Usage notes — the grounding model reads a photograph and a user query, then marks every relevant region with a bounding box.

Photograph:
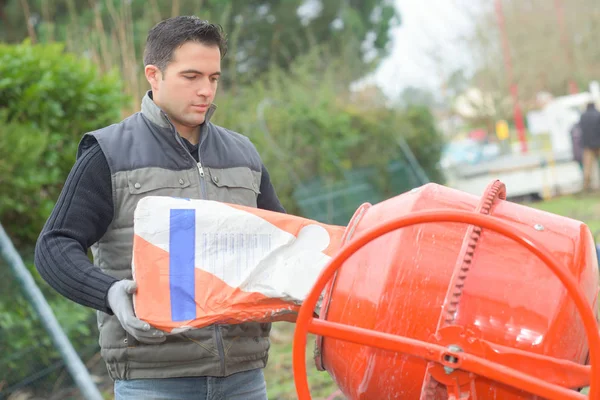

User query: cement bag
[132,196,346,333]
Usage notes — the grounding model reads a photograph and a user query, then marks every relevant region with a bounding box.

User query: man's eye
[211,77,219,83]
[184,76,195,80]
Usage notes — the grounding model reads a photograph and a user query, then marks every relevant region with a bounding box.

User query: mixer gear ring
[423,180,507,398]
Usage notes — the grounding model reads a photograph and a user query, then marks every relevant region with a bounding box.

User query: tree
[460,0,600,110]
[444,69,470,100]
[396,86,437,109]
[0,0,401,97]
[220,0,400,83]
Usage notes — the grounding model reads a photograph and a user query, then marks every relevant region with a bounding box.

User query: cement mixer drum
[294,180,600,400]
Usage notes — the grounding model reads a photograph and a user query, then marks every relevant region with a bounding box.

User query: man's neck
[175,124,200,145]
[148,93,202,144]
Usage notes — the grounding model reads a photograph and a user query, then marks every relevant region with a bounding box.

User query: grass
[263,322,341,400]
[261,193,600,399]
[527,194,600,236]
[524,193,600,397]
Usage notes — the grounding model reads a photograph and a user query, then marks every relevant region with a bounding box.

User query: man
[34,16,284,400]
[579,101,600,192]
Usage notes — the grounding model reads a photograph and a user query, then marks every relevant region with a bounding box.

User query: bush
[0,40,126,395]
[396,105,446,185]
[0,40,127,248]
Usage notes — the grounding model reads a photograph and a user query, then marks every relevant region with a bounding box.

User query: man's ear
[144,65,162,91]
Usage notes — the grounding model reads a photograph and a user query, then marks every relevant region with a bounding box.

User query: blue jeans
[114,369,267,400]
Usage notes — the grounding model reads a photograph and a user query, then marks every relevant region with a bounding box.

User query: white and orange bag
[132,196,345,333]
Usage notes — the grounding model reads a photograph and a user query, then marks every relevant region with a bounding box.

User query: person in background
[34,16,285,400]
[579,101,600,192]
[570,121,583,172]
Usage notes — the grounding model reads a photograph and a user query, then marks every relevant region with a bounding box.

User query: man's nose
[196,79,213,98]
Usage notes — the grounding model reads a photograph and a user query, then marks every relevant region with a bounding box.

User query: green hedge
[0,40,127,248]
[0,40,127,393]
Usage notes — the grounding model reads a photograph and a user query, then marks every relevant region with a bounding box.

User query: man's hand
[107,280,166,344]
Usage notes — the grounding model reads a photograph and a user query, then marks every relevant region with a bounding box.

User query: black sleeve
[34,142,118,313]
[257,163,286,213]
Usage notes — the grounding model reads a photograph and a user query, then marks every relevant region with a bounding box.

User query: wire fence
[0,226,104,400]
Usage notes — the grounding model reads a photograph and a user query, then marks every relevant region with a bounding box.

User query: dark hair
[143,16,227,71]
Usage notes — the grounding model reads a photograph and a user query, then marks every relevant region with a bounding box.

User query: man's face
[146,41,221,135]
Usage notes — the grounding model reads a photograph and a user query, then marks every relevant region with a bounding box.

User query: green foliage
[0,40,127,247]
[0,0,400,89]
[217,0,400,83]
[0,39,122,393]
[398,105,446,184]
[212,48,445,217]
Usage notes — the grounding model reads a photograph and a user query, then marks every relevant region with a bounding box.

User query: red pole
[495,0,528,154]
[554,0,579,94]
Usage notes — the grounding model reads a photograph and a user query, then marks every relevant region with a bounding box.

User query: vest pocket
[126,168,192,195]
[207,167,260,207]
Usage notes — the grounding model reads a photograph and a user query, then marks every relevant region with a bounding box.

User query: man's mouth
[192,104,209,111]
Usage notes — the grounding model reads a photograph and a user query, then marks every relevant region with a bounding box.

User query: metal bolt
[444,344,463,375]
[179,178,184,185]
[134,183,141,189]
[534,224,544,231]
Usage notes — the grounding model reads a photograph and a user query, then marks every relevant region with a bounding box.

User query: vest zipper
[196,125,208,199]
[164,114,222,370]
[167,118,207,199]
[215,325,226,375]
[197,158,207,199]
[197,124,224,373]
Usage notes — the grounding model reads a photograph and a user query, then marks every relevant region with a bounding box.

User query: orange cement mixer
[293,180,600,400]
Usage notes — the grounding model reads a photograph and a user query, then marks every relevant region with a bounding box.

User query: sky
[366,0,477,100]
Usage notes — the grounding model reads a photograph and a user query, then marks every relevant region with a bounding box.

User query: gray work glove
[107,279,166,344]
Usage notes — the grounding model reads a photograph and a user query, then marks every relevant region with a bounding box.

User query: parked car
[440,139,500,169]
